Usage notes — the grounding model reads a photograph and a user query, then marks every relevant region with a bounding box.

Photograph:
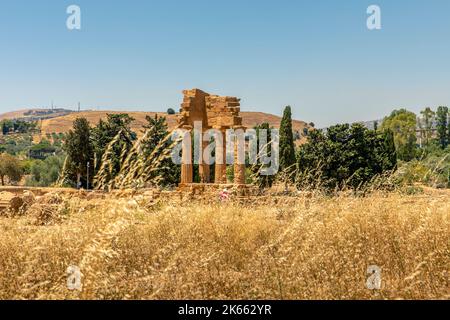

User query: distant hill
[0,108,73,121]
[0,108,312,144]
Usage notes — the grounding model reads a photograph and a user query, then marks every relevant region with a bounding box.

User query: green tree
[29,140,56,160]
[297,124,397,190]
[91,114,136,170]
[380,129,398,171]
[1,120,13,135]
[0,120,37,135]
[92,114,137,190]
[62,118,94,188]
[448,116,450,147]
[436,106,449,149]
[26,155,65,187]
[251,123,275,189]
[373,121,378,131]
[380,109,417,161]
[419,107,436,147]
[279,106,296,175]
[141,114,180,187]
[0,153,23,185]
[142,115,168,155]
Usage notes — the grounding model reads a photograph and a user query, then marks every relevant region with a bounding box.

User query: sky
[0,0,449,127]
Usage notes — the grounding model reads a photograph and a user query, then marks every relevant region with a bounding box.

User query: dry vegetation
[0,190,448,300]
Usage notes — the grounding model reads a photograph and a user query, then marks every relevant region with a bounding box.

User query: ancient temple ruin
[177,89,246,186]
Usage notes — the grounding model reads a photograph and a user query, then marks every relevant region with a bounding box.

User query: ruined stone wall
[177,89,246,186]
[178,89,242,130]
[205,95,242,129]
[179,89,209,128]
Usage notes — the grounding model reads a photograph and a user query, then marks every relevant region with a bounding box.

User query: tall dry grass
[0,191,448,300]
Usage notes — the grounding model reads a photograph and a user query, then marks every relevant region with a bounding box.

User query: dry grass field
[0,190,448,300]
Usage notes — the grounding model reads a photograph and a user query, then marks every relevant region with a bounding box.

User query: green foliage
[1,119,37,135]
[59,113,180,190]
[250,123,275,189]
[94,130,131,190]
[141,115,180,187]
[142,115,168,154]
[1,120,12,135]
[297,124,397,190]
[86,114,137,189]
[0,134,33,156]
[167,108,176,115]
[29,140,56,160]
[62,118,94,188]
[279,106,296,175]
[419,107,435,147]
[26,155,65,187]
[0,153,23,185]
[91,114,136,170]
[436,106,449,149]
[380,109,418,161]
[395,147,449,188]
[20,159,33,175]
[96,121,182,190]
[448,116,450,145]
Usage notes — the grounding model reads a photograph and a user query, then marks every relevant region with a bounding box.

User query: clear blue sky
[1,0,449,127]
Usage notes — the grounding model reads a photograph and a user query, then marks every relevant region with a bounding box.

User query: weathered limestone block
[9,196,24,214]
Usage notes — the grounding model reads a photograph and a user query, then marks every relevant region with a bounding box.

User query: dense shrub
[26,155,65,187]
[297,123,397,190]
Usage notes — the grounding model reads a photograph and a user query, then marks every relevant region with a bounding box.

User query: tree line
[1,120,38,135]
[60,113,179,189]
[1,105,448,189]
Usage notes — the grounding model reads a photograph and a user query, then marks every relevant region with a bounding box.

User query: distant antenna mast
[51,100,54,111]
[78,102,81,112]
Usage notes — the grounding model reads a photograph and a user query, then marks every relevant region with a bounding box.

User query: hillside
[0,109,310,136]
[0,108,73,121]
[0,109,312,145]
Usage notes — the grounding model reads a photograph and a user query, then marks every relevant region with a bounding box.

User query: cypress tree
[436,106,448,149]
[381,129,397,171]
[251,122,275,189]
[142,114,180,187]
[62,118,94,187]
[279,106,296,174]
[448,115,450,147]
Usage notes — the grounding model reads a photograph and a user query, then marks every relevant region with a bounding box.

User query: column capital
[181,124,193,131]
[212,125,227,131]
[232,125,246,131]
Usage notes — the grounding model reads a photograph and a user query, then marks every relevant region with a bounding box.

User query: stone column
[234,126,246,185]
[180,128,193,185]
[199,138,211,183]
[214,128,227,184]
